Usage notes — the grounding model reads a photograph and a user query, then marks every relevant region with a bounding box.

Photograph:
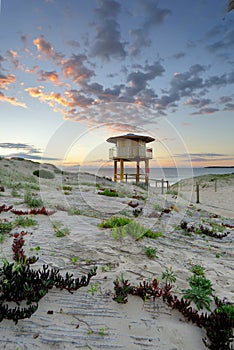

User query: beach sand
[0,158,233,349]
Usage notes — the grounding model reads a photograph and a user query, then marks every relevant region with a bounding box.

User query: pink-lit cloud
[0,73,16,90]
[0,91,26,108]
[33,35,64,62]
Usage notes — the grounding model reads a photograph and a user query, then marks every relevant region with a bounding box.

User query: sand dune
[0,158,233,349]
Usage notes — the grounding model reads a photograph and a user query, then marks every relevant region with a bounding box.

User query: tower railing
[109,146,153,160]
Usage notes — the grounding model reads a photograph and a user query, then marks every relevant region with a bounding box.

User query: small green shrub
[183,274,214,310]
[11,189,21,198]
[99,216,132,229]
[190,264,205,276]
[0,220,13,241]
[123,221,161,240]
[14,216,37,227]
[162,267,176,284]
[55,227,70,237]
[33,169,55,179]
[62,185,72,191]
[87,283,100,296]
[24,183,40,191]
[107,220,162,241]
[71,256,79,264]
[111,226,127,241]
[63,191,71,195]
[67,207,81,215]
[98,189,118,197]
[52,221,70,237]
[145,246,158,259]
[24,189,43,208]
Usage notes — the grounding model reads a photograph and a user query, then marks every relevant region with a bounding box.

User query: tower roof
[106,133,155,144]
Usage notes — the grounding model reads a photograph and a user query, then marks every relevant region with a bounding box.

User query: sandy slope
[0,159,233,349]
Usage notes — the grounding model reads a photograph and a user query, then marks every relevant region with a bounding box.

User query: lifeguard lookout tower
[106,133,155,185]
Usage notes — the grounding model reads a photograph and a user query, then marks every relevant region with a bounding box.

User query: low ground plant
[183,273,214,311]
[87,283,100,296]
[111,226,127,242]
[110,221,162,241]
[24,183,40,191]
[71,256,79,264]
[67,207,81,215]
[0,232,97,324]
[144,246,158,259]
[190,264,205,276]
[24,189,43,208]
[11,189,21,198]
[62,185,72,191]
[52,221,70,237]
[98,216,132,229]
[162,267,177,284]
[123,221,162,240]
[98,189,119,197]
[113,270,234,350]
[14,216,37,227]
[0,219,14,242]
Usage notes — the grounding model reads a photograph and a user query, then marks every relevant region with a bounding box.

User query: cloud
[64,102,159,133]
[7,50,22,69]
[0,73,26,108]
[64,90,94,108]
[0,142,59,161]
[190,107,219,115]
[0,143,37,150]
[90,0,126,60]
[207,29,234,53]
[140,0,171,29]
[37,70,63,85]
[0,73,16,90]
[21,34,30,52]
[153,64,234,114]
[176,152,233,164]
[62,54,95,84]
[128,28,151,56]
[0,91,26,108]
[124,61,164,100]
[3,153,59,161]
[66,40,80,49]
[219,96,232,104]
[184,98,212,108]
[223,103,234,111]
[127,1,171,56]
[25,86,72,108]
[33,35,64,62]
[173,52,186,59]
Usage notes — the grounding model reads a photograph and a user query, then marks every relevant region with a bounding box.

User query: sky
[0,0,234,169]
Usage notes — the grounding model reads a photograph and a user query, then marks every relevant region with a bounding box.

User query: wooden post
[120,160,124,182]
[145,159,149,186]
[215,180,217,192]
[136,161,140,183]
[196,182,200,203]
[114,160,117,182]
[161,179,164,194]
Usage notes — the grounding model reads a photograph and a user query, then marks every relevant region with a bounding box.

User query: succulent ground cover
[0,232,97,324]
[113,270,234,350]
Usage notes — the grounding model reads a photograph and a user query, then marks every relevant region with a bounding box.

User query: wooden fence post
[196,182,200,203]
